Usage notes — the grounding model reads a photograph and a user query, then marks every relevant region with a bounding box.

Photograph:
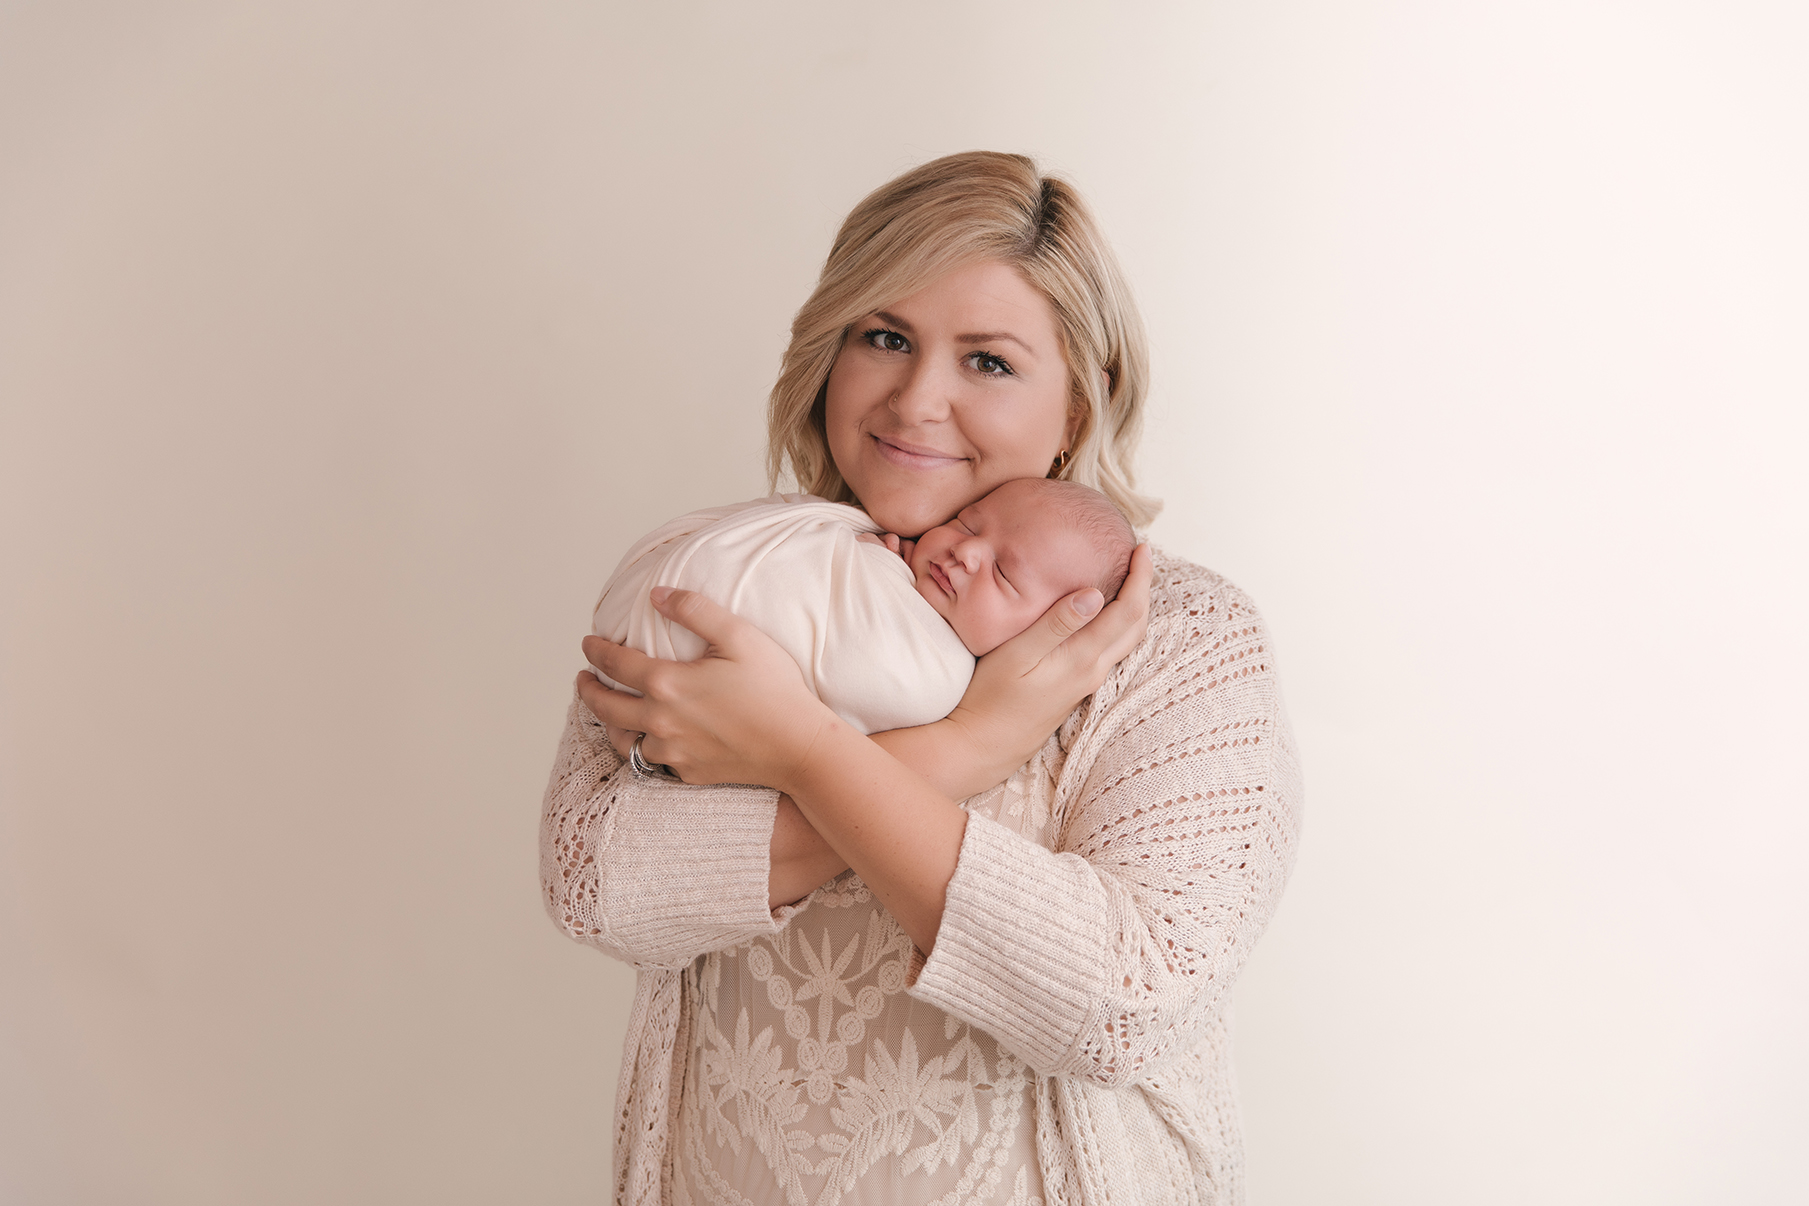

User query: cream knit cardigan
[540,552,1302,1205]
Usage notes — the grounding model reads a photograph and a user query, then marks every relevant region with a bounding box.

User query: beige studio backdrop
[2,3,1805,1203]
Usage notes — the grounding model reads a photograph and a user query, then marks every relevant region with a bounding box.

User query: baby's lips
[929,561,956,598]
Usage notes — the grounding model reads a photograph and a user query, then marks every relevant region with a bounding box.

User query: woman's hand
[579,590,865,912]
[900,543,1154,796]
[576,586,837,790]
[853,530,917,563]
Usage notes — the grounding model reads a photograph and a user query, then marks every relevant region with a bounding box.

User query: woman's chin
[857,483,985,539]
[863,503,947,539]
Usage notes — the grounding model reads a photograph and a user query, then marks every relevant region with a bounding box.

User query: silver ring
[629,733,670,780]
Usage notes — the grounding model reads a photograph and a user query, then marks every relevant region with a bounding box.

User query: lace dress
[672,741,1064,1206]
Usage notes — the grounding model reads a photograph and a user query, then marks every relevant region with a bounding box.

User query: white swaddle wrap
[591,495,975,736]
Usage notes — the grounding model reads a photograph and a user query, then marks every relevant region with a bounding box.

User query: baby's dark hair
[1034,479,1137,602]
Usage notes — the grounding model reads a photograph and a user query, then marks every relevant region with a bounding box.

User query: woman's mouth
[871,434,965,471]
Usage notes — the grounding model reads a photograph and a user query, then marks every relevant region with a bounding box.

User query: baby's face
[908,481,1103,656]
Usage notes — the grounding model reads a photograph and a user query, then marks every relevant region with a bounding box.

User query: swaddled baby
[590,477,1136,736]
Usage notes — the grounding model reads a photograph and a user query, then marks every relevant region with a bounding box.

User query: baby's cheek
[968,600,1025,658]
[1005,595,1056,642]
[935,601,986,656]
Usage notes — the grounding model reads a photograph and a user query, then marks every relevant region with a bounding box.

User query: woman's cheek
[974,412,1058,482]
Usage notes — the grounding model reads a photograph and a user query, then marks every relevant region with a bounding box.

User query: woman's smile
[869,432,968,472]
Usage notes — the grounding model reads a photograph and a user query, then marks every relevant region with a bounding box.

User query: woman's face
[823,259,1076,537]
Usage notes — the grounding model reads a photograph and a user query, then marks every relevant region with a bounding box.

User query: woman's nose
[888,359,953,425]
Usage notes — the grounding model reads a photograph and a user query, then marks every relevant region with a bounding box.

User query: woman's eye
[968,352,1013,376]
[862,328,909,353]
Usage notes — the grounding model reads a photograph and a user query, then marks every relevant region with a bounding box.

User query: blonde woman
[542,152,1301,1206]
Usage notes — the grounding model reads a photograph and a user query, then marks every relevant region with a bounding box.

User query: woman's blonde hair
[766,151,1161,528]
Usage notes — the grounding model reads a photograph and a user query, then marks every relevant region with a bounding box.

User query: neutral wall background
[3,3,1804,1203]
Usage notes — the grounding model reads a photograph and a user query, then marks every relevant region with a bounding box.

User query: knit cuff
[597,776,783,966]
[908,812,1109,1074]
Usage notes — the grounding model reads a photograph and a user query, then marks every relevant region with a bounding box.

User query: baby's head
[909,478,1136,656]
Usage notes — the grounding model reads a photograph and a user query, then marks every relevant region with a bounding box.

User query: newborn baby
[590,477,1135,736]
[862,477,1135,656]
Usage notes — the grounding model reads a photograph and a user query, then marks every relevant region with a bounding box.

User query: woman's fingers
[649,586,751,655]
[1088,543,1154,665]
[983,580,1106,679]
[604,722,637,760]
[1051,542,1153,674]
[575,588,825,787]
[582,634,664,693]
[581,586,754,689]
[574,670,654,734]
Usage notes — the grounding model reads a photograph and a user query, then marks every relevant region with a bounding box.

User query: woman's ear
[1062,370,1105,451]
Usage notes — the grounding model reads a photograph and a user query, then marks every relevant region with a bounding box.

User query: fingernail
[1074,589,1103,618]
[650,586,672,605]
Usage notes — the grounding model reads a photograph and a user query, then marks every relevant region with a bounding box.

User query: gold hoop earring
[1048,449,1070,478]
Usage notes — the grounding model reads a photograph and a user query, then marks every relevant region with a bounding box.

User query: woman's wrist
[757,701,842,797]
[943,707,1047,789]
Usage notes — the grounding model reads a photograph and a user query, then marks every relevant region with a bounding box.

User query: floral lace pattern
[673,745,1062,1206]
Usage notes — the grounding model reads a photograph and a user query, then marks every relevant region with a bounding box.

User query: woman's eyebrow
[955,331,1035,355]
[872,310,916,333]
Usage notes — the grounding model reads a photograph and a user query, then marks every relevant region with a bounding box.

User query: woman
[541,152,1301,1206]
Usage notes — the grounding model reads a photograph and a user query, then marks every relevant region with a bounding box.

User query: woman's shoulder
[1142,546,1275,654]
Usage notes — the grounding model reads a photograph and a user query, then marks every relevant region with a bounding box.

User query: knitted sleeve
[908,559,1302,1088]
[539,691,789,969]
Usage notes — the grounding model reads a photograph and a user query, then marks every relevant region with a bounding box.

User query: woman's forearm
[768,723,1001,914]
[773,704,1035,911]
[768,794,849,909]
[868,718,1022,802]
[776,720,968,954]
